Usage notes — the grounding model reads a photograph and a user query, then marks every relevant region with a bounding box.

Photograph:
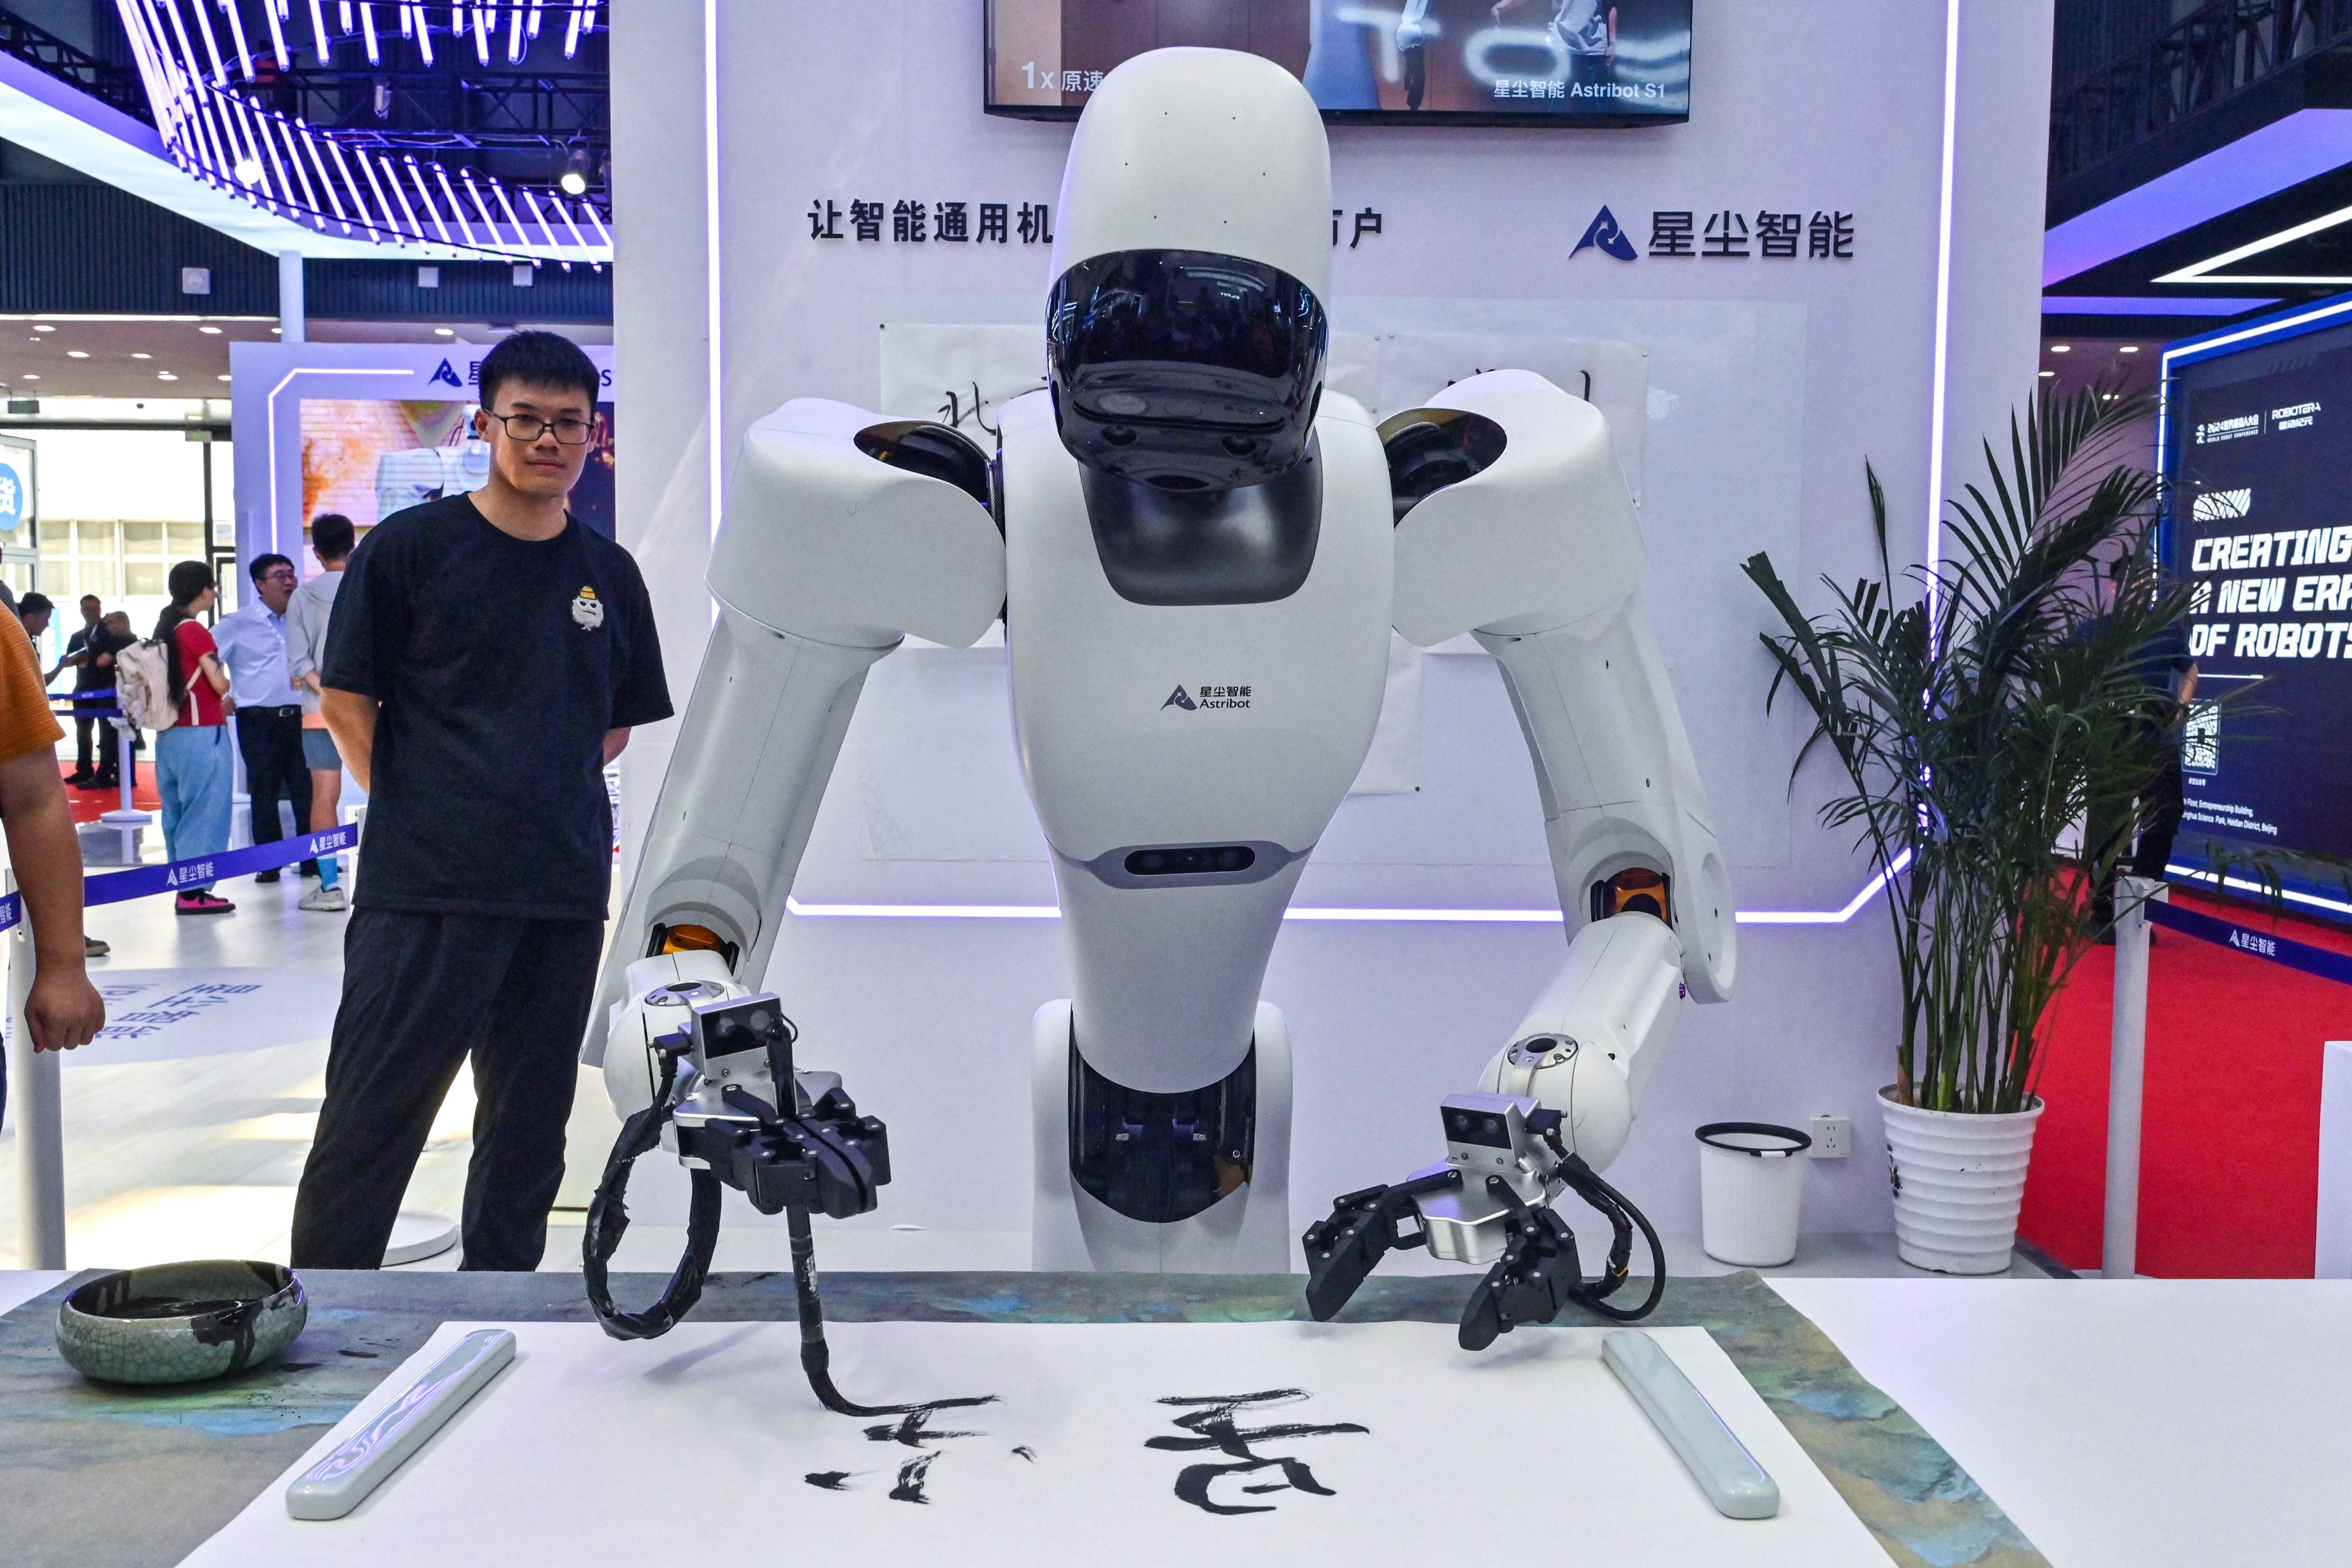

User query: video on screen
[298,399,618,552]
[986,1,1692,125]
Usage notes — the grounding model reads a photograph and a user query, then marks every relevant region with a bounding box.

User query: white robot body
[586,47,1737,1279]
[1001,387,1392,1093]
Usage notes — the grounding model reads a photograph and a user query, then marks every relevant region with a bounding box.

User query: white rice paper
[183,1320,1886,1566]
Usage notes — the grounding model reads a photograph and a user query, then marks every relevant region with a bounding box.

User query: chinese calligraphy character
[1350,207,1382,249]
[850,199,884,241]
[0,476,15,513]
[978,202,1009,242]
[807,199,841,240]
[1702,210,1749,258]
[893,199,927,243]
[935,200,970,242]
[1755,210,1800,258]
[1147,1388,1368,1517]
[1084,70,1104,90]
[801,1393,998,1505]
[1018,202,1053,244]
[1648,210,1696,257]
[1061,69,1082,92]
[1808,210,1854,258]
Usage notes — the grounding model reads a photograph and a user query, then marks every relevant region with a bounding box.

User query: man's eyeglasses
[483,411,595,445]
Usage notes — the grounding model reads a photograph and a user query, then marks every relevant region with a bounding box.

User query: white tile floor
[2,839,2056,1281]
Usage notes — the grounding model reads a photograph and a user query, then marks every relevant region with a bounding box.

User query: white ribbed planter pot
[1879,1088,2044,1275]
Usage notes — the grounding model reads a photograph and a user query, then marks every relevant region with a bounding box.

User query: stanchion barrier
[5,821,360,1268]
[2105,880,2352,1279]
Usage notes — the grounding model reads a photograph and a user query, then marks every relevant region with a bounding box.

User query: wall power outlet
[1809,1114,1852,1159]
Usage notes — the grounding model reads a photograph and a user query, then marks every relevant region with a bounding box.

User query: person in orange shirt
[0,601,107,1127]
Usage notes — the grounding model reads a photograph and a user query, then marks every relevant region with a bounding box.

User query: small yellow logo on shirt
[571,585,604,629]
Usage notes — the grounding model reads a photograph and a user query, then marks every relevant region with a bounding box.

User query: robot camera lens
[1221,434,1257,457]
[748,1009,775,1035]
[1102,424,1137,446]
[1215,848,1244,870]
[1096,392,1149,417]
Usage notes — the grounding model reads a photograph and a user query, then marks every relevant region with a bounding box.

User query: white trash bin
[1697,1122,1813,1267]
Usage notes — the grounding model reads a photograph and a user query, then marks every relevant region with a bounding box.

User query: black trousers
[291,909,604,1270]
[235,706,315,871]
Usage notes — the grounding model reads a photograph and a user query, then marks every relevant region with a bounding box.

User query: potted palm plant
[1743,387,2197,1273]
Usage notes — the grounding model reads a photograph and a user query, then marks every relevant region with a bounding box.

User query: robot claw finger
[582,46,1735,1373]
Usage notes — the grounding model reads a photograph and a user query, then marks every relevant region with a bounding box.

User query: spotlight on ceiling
[2050,343,2072,353]
[199,325,222,335]
[32,324,53,333]
[2119,345,2141,354]
[559,144,593,197]
[234,155,264,184]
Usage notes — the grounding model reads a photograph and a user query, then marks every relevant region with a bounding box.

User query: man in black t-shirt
[291,332,670,1271]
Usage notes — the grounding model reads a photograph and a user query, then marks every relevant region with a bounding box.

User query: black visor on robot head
[1048,248,1327,492]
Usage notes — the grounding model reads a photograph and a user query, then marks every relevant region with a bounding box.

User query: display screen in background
[297,399,618,553]
[986,0,1692,125]
[2165,321,2352,909]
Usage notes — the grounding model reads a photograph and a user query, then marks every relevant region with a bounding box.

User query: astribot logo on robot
[1161,683,1252,711]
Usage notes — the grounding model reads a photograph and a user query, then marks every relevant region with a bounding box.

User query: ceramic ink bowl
[57,1261,307,1385]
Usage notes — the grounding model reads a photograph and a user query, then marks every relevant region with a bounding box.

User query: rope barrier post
[2102,874,2154,1281]
[6,868,67,1270]
[99,719,149,866]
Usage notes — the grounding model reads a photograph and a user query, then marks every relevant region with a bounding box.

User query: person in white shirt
[214,553,316,887]
[285,513,353,913]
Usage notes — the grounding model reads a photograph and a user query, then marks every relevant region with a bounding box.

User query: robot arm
[583,400,1004,1074]
[1303,372,1735,1342]
[1389,369,1736,1167]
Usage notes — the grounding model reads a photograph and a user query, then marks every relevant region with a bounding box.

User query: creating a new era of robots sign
[2169,334,2352,871]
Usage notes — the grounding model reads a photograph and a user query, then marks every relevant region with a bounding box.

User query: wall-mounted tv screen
[986,1,1692,126]
[2161,301,2352,923]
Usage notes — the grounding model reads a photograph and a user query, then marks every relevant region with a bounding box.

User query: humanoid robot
[580,48,1733,1319]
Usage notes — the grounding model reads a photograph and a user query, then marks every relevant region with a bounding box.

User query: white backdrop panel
[609,0,2055,1247]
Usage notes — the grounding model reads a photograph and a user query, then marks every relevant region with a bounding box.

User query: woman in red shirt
[152,561,236,914]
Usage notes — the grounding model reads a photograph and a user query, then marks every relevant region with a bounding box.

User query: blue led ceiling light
[115,1,609,264]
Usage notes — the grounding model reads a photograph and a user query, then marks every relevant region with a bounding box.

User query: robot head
[1046,49,1331,493]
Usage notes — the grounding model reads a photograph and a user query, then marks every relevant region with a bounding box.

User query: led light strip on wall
[111,1,611,265]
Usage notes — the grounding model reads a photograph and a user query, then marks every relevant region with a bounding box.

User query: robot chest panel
[999,408,1395,856]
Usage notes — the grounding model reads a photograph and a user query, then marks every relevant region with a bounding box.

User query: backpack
[114,637,186,731]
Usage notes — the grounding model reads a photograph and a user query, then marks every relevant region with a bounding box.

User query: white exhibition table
[5,1270,2346,1564]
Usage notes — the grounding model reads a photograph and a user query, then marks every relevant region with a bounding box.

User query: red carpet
[2022,887,2352,1277]
[60,759,159,825]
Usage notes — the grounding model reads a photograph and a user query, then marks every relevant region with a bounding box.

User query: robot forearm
[1479,910,1683,1171]
[584,608,887,1067]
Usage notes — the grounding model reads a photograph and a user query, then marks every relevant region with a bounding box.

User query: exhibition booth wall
[604,0,2056,1251]
[225,341,618,588]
